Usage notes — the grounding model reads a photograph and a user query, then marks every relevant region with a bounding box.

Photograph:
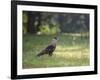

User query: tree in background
[26,11,41,33]
[23,11,89,34]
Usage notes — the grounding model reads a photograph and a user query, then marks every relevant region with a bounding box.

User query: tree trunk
[27,12,42,34]
[27,12,37,33]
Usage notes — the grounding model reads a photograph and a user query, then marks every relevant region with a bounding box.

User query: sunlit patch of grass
[23,33,89,69]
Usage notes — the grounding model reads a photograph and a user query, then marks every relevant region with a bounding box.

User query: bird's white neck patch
[51,39,58,46]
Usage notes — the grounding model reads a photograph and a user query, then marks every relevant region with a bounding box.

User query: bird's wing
[45,45,55,51]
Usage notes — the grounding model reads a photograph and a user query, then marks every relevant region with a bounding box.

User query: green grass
[22,33,89,69]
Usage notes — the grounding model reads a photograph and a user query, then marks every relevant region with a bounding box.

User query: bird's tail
[37,50,46,57]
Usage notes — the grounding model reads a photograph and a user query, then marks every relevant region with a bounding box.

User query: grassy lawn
[22,33,89,69]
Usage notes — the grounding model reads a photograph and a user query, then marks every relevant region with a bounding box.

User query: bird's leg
[48,52,53,56]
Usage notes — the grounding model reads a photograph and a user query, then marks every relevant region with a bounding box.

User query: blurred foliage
[22,11,89,35]
[39,24,50,35]
[38,24,61,35]
[23,12,27,34]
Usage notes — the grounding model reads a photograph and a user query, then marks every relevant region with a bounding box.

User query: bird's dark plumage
[37,37,58,57]
[37,45,56,57]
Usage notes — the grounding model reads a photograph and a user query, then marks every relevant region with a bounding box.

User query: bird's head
[51,37,58,46]
[54,37,57,40]
[52,37,59,41]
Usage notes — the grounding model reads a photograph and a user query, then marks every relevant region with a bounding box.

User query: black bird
[37,37,58,57]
